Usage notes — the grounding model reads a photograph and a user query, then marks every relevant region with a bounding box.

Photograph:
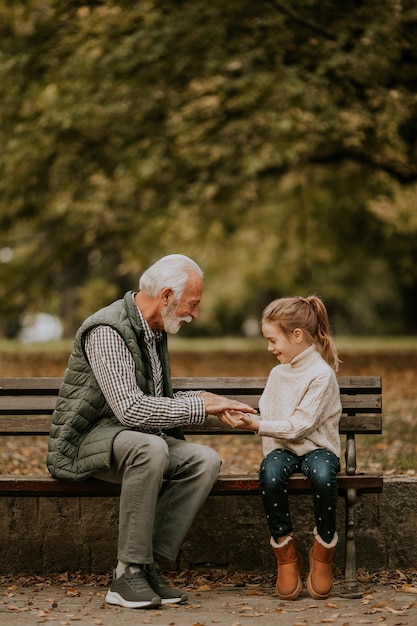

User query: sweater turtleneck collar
[289,344,320,369]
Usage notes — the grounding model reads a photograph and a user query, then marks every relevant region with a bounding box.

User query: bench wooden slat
[0,375,382,393]
[175,376,382,392]
[0,378,63,392]
[0,473,383,497]
[0,413,383,436]
[0,393,382,416]
[0,396,58,414]
[0,417,51,435]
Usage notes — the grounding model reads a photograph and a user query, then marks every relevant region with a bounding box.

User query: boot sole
[277,576,302,601]
[306,548,332,600]
[306,573,330,600]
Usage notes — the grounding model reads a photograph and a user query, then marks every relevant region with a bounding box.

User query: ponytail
[262,295,341,371]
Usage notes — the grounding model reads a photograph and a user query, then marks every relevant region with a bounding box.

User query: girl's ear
[293,328,304,343]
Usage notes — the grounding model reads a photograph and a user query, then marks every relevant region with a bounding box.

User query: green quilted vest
[47,291,180,481]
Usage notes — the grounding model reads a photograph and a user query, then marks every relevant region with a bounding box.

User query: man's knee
[194,445,222,476]
[126,435,170,471]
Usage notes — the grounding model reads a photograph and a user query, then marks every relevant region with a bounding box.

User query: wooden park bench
[0,375,382,597]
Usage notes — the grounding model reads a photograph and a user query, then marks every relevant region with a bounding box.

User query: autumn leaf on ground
[66,588,81,597]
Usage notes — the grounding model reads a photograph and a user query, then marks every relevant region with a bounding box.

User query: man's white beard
[161,302,192,334]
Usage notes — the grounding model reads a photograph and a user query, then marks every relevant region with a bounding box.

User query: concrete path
[2,576,417,626]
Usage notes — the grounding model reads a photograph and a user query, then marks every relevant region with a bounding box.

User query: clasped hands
[198,391,260,433]
[218,409,260,433]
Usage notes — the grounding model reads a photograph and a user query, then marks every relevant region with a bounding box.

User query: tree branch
[270,0,336,40]
[309,149,417,184]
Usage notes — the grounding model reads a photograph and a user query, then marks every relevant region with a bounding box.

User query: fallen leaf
[244,590,266,596]
[402,584,417,594]
[385,606,407,615]
[399,602,414,609]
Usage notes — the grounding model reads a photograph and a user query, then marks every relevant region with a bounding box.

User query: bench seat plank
[0,472,383,497]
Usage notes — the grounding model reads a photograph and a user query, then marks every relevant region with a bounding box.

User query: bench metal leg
[339,487,362,598]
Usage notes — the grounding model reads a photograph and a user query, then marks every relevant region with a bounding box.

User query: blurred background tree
[1,0,416,337]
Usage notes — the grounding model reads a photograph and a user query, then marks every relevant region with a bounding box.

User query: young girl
[221,296,342,601]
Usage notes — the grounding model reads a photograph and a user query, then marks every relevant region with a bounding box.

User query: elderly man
[47,254,254,609]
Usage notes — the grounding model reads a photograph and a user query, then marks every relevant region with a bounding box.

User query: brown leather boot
[271,535,302,600]
[306,527,338,600]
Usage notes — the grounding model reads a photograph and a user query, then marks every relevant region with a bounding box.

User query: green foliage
[1,0,417,336]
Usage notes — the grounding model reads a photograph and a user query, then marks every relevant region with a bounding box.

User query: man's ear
[160,287,173,305]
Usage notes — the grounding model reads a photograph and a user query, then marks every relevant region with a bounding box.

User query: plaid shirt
[84,300,205,434]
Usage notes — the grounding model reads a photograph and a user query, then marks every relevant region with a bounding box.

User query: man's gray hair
[139,254,203,299]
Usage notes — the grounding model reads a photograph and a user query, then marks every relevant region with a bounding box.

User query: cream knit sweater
[258,345,342,458]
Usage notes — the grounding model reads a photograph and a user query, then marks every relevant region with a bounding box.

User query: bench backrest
[0,376,382,437]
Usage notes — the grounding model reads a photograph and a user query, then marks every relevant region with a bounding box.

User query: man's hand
[198,391,257,416]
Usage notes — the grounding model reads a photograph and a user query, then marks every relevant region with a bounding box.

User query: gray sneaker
[144,562,188,604]
[105,566,161,609]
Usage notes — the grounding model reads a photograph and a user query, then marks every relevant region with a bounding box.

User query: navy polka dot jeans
[259,448,340,544]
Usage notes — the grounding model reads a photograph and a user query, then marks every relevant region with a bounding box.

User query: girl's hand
[218,410,260,433]
[218,410,242,428]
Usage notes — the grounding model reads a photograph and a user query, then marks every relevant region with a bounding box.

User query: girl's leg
[300,449,340,543]
[260,449,303,600]
[301,449,340,599]
[259,449,301,540]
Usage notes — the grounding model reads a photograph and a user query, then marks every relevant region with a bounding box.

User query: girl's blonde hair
[262,295,341,371]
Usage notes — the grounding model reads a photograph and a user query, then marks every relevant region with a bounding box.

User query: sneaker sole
[160,593,188,605]
[105,590,161,609]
